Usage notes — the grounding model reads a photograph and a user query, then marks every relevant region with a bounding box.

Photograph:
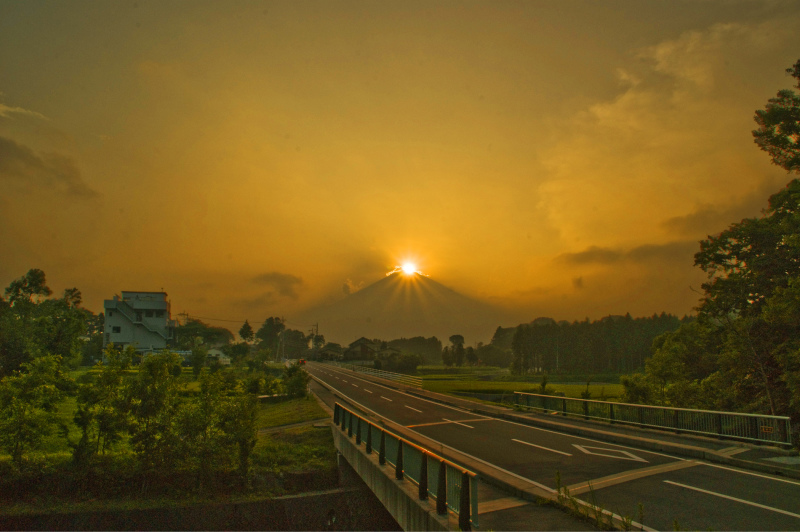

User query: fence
[322,361,422,388]
[333,403,479,530]
[514,392,793,447]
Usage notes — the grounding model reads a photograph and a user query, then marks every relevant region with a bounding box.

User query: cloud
[0,102,47,121]
[0,136,98,197]
[661,177,788,237]
[251,271,303,299]
[342,278,364,295]
[558,241,698,266]
[572,277,584,290]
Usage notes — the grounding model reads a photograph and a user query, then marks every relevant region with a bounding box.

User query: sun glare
[401,262,417,275]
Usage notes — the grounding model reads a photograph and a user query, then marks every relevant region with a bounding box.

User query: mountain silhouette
[296,272,511,345]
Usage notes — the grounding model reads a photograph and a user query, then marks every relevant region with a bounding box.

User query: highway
[307,362,800,531]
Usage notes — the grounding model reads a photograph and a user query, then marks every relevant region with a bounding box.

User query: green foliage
[239,320,254,343]
[283,363,310,398]
[255,317,285,350]
[753,59,800,173]
[0,355,72,467]
[174,318,234,350]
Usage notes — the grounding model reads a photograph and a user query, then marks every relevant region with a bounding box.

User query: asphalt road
[308,362,800,531]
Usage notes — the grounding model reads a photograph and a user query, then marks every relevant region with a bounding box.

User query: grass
[256,396,328,429]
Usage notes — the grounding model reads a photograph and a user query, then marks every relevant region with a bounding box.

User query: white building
[103,291,176,351]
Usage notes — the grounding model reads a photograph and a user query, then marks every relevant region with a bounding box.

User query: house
[345,337,378,360]
[103,291,176,352]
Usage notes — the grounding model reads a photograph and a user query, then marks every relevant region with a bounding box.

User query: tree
[0,355,71,467]
[753,59,800,173]
[239,320,254,344]
[283,362,310,398]
[255,317,285,352]
[4,268,52,304]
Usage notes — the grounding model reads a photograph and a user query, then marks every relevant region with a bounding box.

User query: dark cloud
[0,136,98,197]
[557,246,623,265]
[661,178,785,237]
[558,241,698,266]
[251,271,303,299]
[572,276,584,290]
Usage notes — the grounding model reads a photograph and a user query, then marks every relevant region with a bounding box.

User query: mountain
[295,272,512,345]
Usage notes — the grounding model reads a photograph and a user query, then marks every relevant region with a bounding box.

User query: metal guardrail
[322,361,422,388]
[514,392,793,446]
[333,403,479,530]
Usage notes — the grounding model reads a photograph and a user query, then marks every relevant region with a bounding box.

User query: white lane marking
[364,389,373,394]
[405,405,422,413]
[664,480,800,519]
[444,418,474,429]
[352,383,359,388]
[320,365,490,418]
[572,444,647,462]
[512,438,572,456]
[381,396,393,402]
[496,416,684,461]
[702,463,800,486]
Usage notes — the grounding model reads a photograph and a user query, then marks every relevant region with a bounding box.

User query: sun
[401,262,417,275]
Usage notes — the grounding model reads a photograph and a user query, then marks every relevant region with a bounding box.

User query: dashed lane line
[664,480,800,519]
[406,418,491,428]
[405,405,422,413]
[512,438,572,456]
[364,389,373,394]
[381,396,393,402]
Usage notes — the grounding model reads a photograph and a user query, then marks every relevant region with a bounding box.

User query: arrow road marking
[512,438,572,456]
[443,418,474,429]
[572,444,648,462]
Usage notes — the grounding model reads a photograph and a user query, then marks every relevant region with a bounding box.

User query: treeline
[491,314,687,375]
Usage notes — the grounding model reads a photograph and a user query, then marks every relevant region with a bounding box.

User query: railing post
[638,406,644,428]
[526,394,530,409]
[366,423,373,454]
[395,440,404,480]
[419,452,428,500]
[341,409,347,431]
[716,413,723,437]
[674,409,681,433]
[436,460,447,514]
[609,403,614,424]
[562,398,567,416]
[356,417,362,444]
[333,403,339,425]
[459,471,471,531]
[379,430,386,465]
[543,395,549,414]
[348,411,353,437]
[583,400,589,420]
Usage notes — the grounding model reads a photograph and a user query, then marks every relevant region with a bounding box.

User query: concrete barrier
[333,425,453,531]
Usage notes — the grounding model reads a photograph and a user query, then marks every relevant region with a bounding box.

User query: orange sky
[1,1,798,334]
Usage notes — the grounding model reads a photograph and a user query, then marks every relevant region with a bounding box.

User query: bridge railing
[321,361,422,388]
[514,391,793,446]
[333,403,479,530]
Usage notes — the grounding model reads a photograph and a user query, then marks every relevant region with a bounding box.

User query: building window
[136,312,142,321]
[145,310,154,318]
[108,311,113,317]
[155,310,164,318]
[112,326,121,333]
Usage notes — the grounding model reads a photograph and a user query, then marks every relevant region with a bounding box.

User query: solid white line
[701,462,800,486]
[664,480,800,519]
[444,418,474,429]
[512,438,573,456]
[381,396,393,402]
[405,405,422,413]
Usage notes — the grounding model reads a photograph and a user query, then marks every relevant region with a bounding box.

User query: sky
[1,1,798,337]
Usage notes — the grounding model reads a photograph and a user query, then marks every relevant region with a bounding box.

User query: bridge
[306,361,800,531]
